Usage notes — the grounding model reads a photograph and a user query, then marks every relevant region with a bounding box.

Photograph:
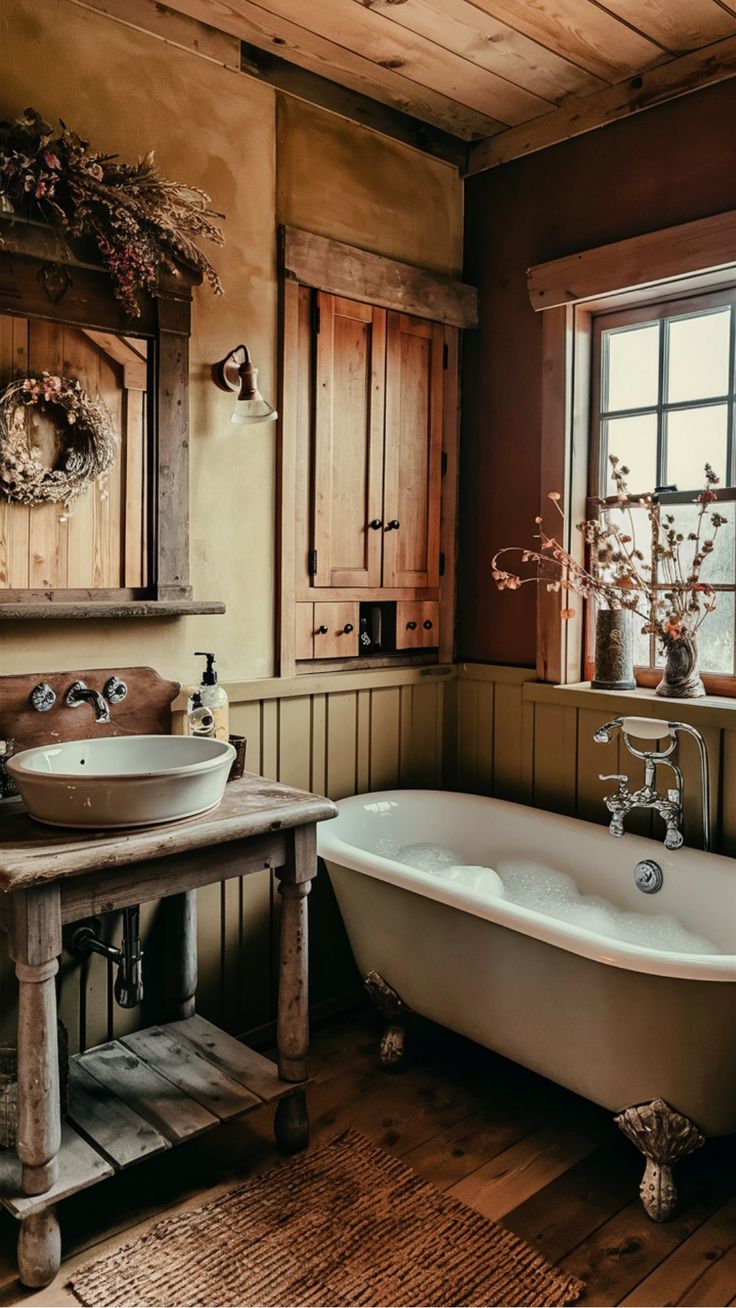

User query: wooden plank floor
[0,1007,733,1307]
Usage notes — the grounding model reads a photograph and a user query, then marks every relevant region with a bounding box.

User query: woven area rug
[69,1127,583,1308]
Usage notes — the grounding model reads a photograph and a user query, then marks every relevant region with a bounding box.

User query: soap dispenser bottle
[194,652,229,742]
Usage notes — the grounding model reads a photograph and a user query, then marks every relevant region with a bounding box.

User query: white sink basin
[7,735,237,830]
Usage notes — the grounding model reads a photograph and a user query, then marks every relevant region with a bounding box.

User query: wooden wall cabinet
[278,227,476,674]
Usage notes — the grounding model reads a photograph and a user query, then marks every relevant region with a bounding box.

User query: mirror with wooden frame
[0,214,224,620]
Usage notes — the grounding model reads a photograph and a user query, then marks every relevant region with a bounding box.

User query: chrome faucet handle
[30,682,56,712]
[103,675,128,705]
[599,773,629,789]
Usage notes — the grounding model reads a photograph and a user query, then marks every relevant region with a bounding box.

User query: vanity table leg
[165,890,198,1020]
[274,825,315,1155]
[9,885,63,1288]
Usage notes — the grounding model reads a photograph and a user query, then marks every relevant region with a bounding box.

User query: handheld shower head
[593,718,622,744]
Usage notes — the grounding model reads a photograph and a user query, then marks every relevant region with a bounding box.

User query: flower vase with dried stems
[657,632,705,699]
[492,458,725,700]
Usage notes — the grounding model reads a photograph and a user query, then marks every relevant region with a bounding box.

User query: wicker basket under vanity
[0,1023,69,1148]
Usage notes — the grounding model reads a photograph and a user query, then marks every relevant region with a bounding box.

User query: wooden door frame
[277,228,474,676]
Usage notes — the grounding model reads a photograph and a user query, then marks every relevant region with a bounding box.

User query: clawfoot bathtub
[318,789,736,1220]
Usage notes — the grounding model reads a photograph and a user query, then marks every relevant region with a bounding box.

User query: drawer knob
[369,519,383,530]
[386,519,400,530]
[423,620,433,630]
[343,623,354,634]
[317,625,328,635]
[406,621,417,630]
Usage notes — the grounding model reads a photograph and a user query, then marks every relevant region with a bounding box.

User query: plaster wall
[0,0,463,683]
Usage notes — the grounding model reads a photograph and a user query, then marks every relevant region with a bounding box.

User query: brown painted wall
[459,81,736,667]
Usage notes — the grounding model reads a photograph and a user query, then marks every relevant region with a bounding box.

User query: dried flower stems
[492,457,724,644]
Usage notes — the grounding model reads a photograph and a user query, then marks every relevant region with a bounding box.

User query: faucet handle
[599,773,628,784]
[30,682,56,712]
[104,676,128,705]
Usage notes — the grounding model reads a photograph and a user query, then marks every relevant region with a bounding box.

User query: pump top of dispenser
[194,652,218,685]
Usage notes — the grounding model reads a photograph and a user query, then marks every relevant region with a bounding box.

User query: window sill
[0,600,226,621]
[527,679,736,728]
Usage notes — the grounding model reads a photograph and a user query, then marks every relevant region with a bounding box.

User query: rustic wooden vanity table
[0,773,337,1288]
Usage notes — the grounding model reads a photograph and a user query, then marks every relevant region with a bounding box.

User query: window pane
[604,413,657,494]
[603,323,659,413]
[659,500,735,586]
[665,405,728,490]
[697,592,734,674]
[666,309,731,404]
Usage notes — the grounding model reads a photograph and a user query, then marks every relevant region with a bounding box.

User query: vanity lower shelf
[0,1014,299,1219]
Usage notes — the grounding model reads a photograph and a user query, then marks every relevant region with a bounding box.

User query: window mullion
[656,319,667,487]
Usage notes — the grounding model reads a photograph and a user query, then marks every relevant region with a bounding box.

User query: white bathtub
[318,790,736,1137]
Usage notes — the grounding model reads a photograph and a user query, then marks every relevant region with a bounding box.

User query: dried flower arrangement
[0,372,116,506]
[492,456,725,653]
[0,108,223,316]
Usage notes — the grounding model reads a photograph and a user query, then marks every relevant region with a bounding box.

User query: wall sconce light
[211,344,277,425]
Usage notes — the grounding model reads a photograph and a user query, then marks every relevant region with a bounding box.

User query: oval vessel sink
[7,735,237,830]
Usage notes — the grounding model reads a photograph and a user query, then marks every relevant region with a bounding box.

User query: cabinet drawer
[396,601,439,650]
[296,603,359,659]
[313,603,359,658]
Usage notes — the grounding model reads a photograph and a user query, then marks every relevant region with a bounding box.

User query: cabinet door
[382,313,444,589]
[313,294,386,588]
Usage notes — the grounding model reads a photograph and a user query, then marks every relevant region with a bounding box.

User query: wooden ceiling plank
[466,32,736,173]
[251,0,555,123]
[462,0,667,82]
[165,0,504,138]
[594,0,736,54]
[360,0,606,102]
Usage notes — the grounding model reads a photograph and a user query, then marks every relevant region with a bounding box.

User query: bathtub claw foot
[615,1097,705,1221]
[364,971,412,1071]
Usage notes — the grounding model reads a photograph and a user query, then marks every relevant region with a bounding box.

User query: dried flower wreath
[0,372,116,506]
[0,108,223,316]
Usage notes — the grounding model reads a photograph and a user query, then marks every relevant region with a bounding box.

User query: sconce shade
[212,344,277,425]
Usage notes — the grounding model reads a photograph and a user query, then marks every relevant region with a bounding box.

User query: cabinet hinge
[441,450,448,477]
[443,341,449,369]
[439,551,446,577]
[308,548,318,577]
[312,298,321,335]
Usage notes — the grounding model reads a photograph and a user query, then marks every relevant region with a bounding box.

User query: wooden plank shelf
[0,1016,299,1220]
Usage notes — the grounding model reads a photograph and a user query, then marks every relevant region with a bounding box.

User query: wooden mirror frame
[0,214,224,620]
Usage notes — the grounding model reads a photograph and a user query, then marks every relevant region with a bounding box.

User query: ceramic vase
[656,632,705,699]
[592,609,636,691]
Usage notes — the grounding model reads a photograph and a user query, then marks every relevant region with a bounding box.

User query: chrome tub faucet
[594,715,711,853]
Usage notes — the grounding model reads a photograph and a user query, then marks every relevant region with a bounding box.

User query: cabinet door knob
[369,519,383,530]
[386,519,400,530]
[406,621,417,630]
[423,620,433,630]
[343,623,354,634]
[317,625,328,635]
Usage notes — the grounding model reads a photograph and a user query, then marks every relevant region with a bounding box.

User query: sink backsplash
[0,666,180,800]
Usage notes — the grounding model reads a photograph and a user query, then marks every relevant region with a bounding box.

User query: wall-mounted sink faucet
[594,716,711,852]
[30,676,128,724]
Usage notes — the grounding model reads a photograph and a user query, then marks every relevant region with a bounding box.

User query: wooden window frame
[530,207,736,695]
[0,215,224,621]
[277,226,476,677]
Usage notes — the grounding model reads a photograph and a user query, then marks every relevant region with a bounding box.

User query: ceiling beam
[240,43,468,168]
[465,33,736,175]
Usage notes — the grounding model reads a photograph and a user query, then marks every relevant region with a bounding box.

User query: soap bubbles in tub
[373,840,720,955]
[381,841,507,897]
